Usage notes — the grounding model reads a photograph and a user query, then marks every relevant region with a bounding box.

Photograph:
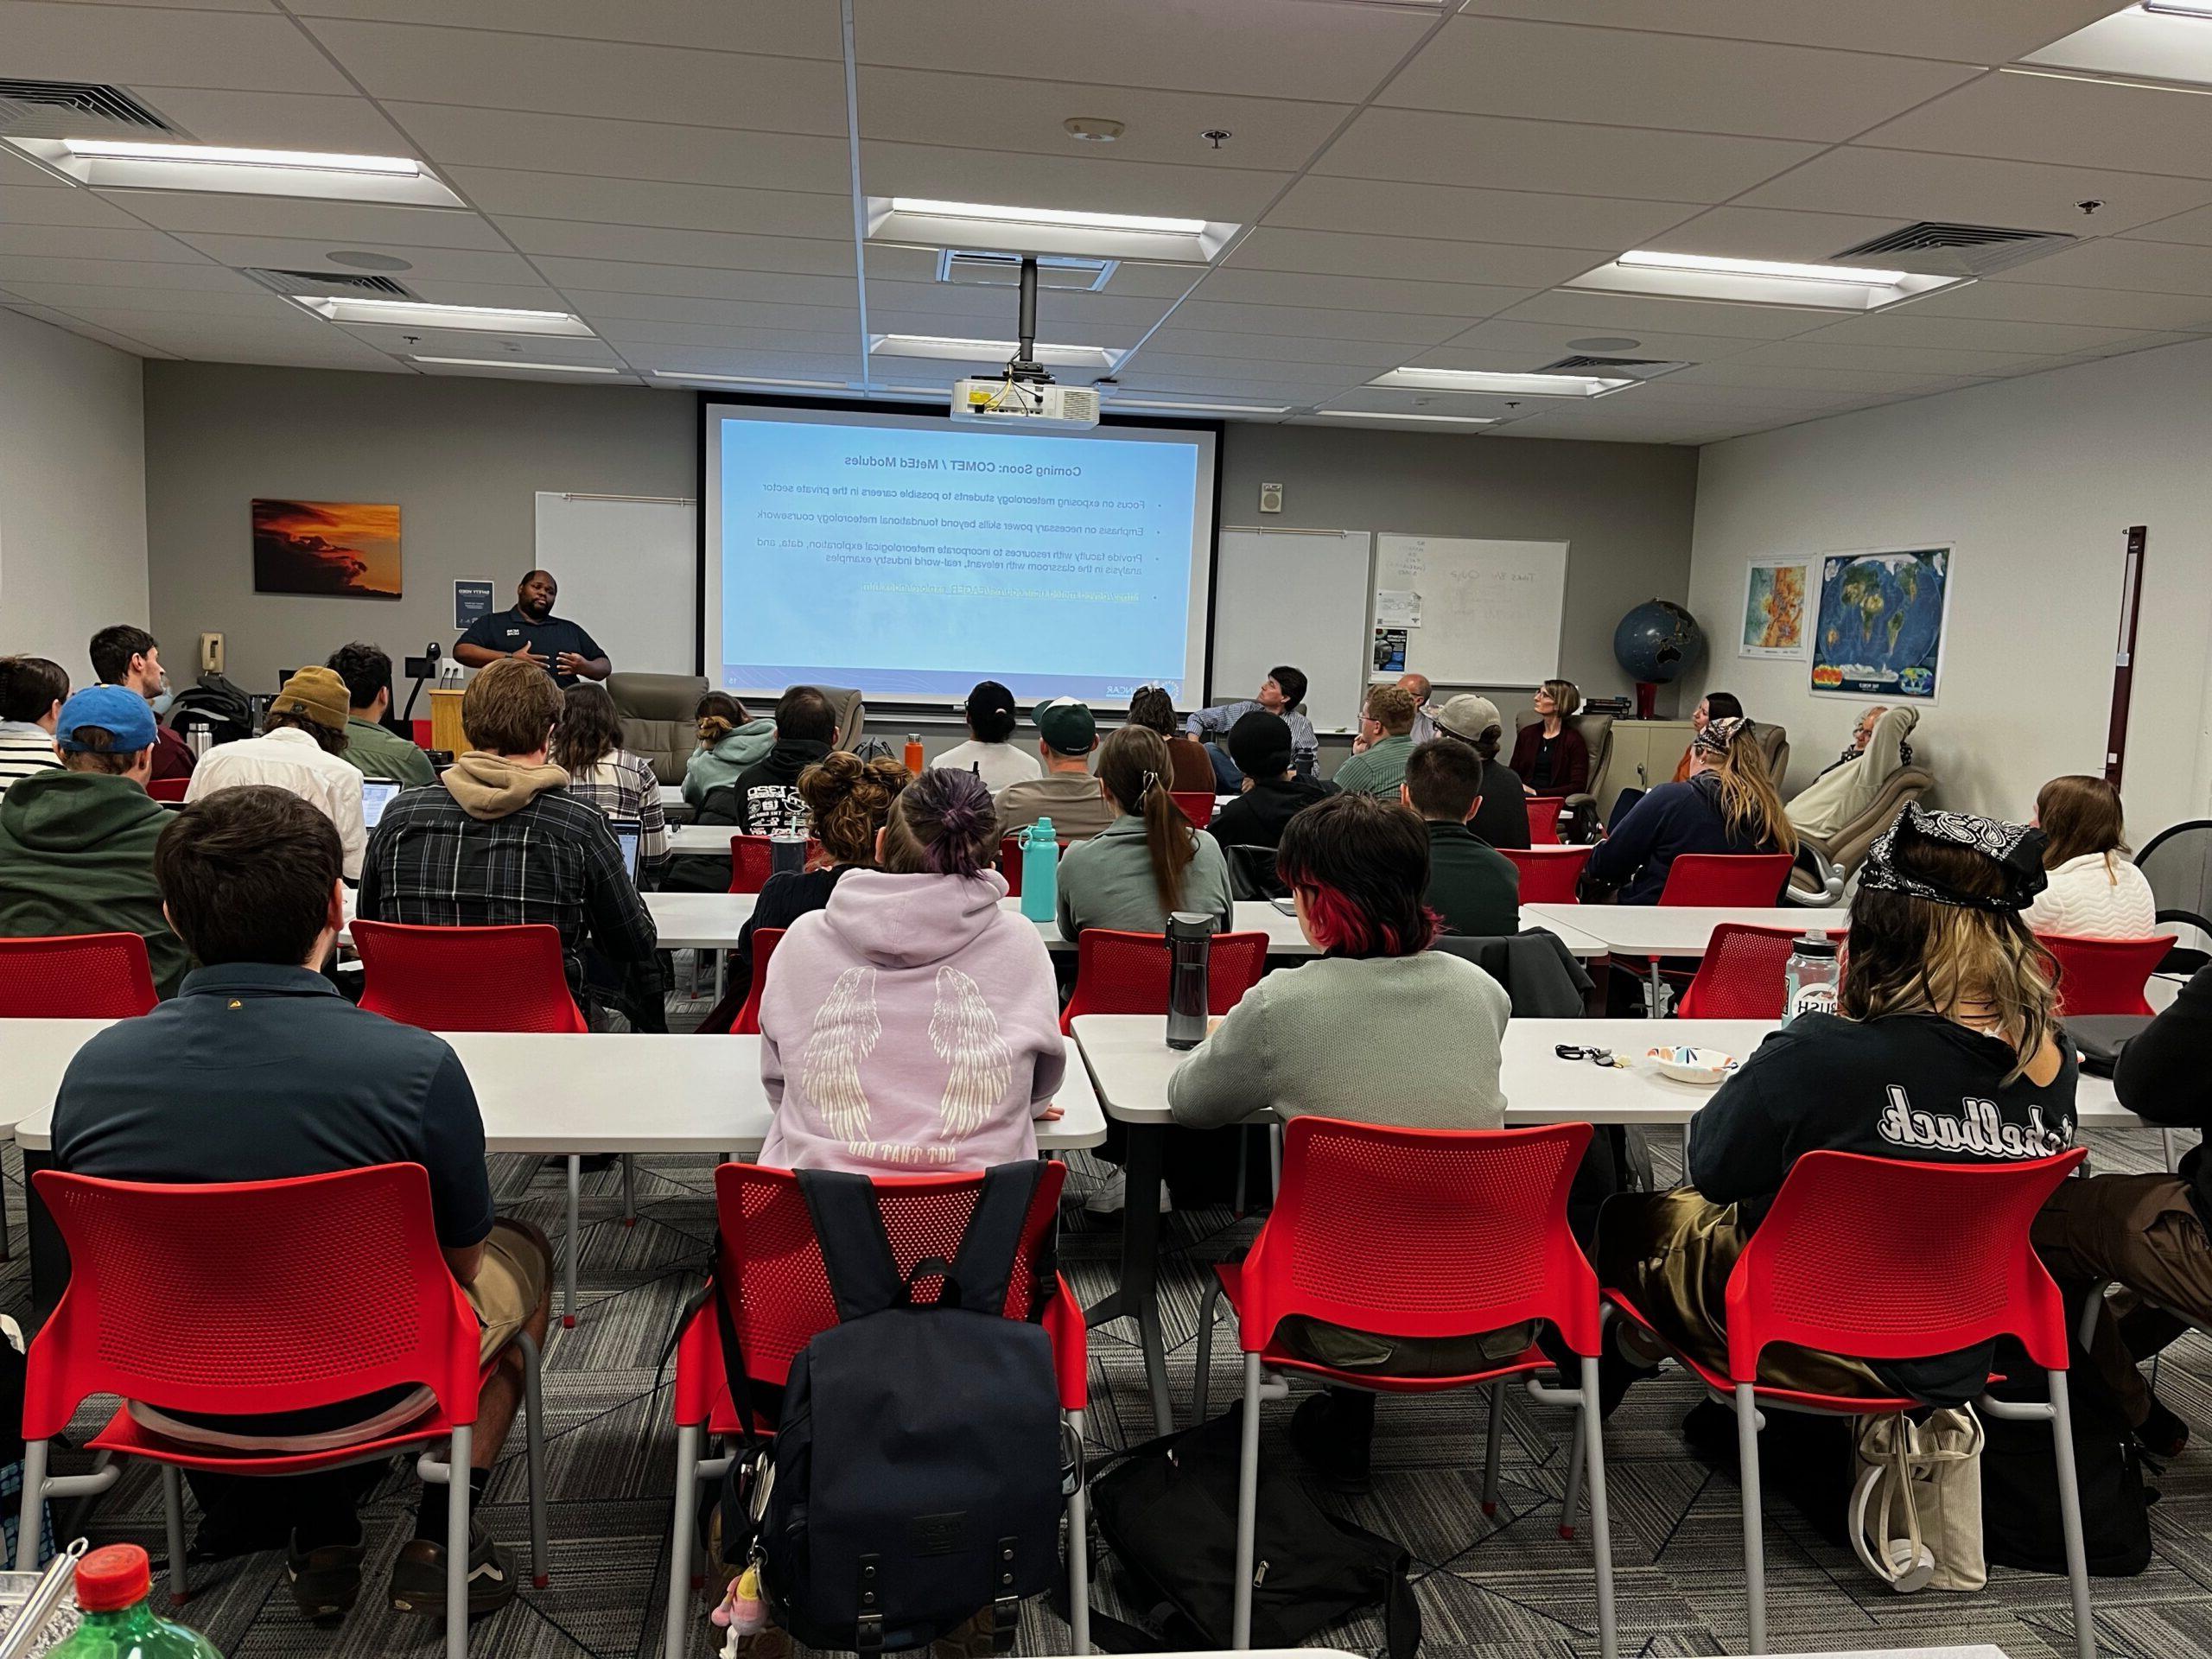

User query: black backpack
[715,1162,1067,1655]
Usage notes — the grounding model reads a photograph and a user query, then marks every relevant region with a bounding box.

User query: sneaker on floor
[285,1529,365,1624]
[1081,1170,1171,1216]
[388,1519,516,1619]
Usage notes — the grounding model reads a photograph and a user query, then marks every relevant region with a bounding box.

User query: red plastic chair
[1656,851,1796,907]
[1195,1118,1615,1655]
[1058,927,1269,1033]
[1503,846,1592,905]
[146,777,189,804]
[0,932,157,1018]
[730,926,785,1037]
[1603,1148,2092,1658]
[2038,932,2176,1018]
[352,919,588,1033]
[1171,790,1215,830]
[664,1161,1090,1659]
[1674,924,1800,1019]
[21,1165,547,1657]
[1525,794,1567,846]
[728,834,821,894]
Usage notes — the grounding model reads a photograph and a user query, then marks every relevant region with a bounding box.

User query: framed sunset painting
[252,499,402,598]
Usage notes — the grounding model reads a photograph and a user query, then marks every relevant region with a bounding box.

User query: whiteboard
[1210,528,1372,734]
[1373,533,1568,689]
[533,493,696,676]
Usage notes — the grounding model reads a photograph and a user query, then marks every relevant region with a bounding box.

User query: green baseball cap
[1033,696,1096,756]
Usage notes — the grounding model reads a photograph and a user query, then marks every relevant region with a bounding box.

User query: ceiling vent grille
[936,249,1118,292]
[1832,221,2076,276]
[0,79,176,137]
[246,268,417,300]
[1538,354,1688,377]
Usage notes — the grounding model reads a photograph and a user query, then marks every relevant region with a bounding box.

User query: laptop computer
[359,779,401,829]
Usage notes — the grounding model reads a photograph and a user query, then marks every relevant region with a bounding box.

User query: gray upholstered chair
[1789,762,1934,900]
[814,685,867,751]
[1756,722,1790,786]
[1514,709,1615,835]
[608,672,708,785]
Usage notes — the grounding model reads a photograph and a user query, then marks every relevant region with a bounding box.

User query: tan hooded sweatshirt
[442,750,569,821]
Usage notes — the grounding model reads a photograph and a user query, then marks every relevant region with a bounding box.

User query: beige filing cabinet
[1599,720,1695,820]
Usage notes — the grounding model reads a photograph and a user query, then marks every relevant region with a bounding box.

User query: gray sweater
[1056,814,1233,939]
[1167,951,1511,1131]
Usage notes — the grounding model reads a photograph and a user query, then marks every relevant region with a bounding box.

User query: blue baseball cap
[54,684,157,753]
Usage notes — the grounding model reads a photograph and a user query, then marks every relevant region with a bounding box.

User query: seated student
[1186,665,1317,787]
[359,658,657,1029]
[1127,683,1215,794]
[1586,716,1794,905]
[0,655,66,797]
[1508,679,1588,798]
[682,690,775,808]
[1820,703,1904,778]
[2023,773,2155,939]
[1599,805,2075,1412]
[0,685,188,996]
[186,666,367,880]
[327,642,435,787]
[1433,694,1530,852]
[1331,684,1421,798]
[1056,725,1232,939]
[731,684,837,834]
[51,785,550,1619]
[1669,690,1743,785]
[89,624,194,783]
[994,696,1115,841]
[553,681,670,878]
[1402,737,1519,938]
[932,679,1042,794]
[1790,704,1918,842]
[758,767,1065,1174]
[1167,791,1516,1484]
[1206,709,1335,853]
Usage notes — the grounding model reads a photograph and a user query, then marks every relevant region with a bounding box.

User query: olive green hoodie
[0,769,188,997]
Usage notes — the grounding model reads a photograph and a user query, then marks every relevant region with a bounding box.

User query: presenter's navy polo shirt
[457,607,605,686]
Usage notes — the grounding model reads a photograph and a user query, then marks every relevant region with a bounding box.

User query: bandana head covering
[1859,803,2049,912]
[1693,715,1753,760]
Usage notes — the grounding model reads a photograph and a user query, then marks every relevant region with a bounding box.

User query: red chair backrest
[1237,1117,1600,1357]
[1675,923,1801,1019]
[729,836,822,894]
[2037,932,2175,1018]
[147,778,189,804]
[0,932,157,1018]
[352,919,588,1033]
[1060,928,1269,1033]
[1524,795,1566,846]
[25,1164,481,1439]
[1724,1147,2084,1383]
[1657,852,1796,906]
[1171,791,1214,830]
[996,834,1068,899]
[1501,846,1590,905]
[732,927,785,1036]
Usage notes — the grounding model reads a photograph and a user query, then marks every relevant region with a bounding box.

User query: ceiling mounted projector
[944,252,1100,427]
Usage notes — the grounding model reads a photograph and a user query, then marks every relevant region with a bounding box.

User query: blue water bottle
[1019,817,1058,922]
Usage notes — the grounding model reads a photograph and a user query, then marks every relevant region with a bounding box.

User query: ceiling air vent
[246,269,418,300]
[1538,354,1689,378]
[936,249,1118,292]
[1832,222,2076,277]
[0,79,176,137]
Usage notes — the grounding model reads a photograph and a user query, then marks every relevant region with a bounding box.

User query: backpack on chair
[715,1162,1068,1655]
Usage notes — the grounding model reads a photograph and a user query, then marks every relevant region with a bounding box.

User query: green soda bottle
[46,1544,224,1658]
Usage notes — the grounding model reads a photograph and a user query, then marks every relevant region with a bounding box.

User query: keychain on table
[1554,1043,1625,1069]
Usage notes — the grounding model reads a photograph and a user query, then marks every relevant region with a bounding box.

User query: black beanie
[1227,709,1293,779]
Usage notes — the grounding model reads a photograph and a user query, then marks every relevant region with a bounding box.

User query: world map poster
[1809,544,1951,702]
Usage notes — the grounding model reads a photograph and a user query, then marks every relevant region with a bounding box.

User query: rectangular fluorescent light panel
[2144,3,2212,16]
[296,296,594,336]
[867,196,1236,264]
[413,356,619,374]
[1313,410,1502,427]
[3,136,463,207]
[1568,249,1966,312]
[652,372,860,391]
[893,197,1205,236]
[869,334,1119,371]
[1370,367,1635,398]
[1105,397,1291,416]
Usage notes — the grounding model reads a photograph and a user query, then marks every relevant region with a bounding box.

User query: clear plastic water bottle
[1019,817,1058,923]
[1165,912,1212,1050]
[48,1544,225,1657]
[1783,931,1840,1025]
[769,826,805,877]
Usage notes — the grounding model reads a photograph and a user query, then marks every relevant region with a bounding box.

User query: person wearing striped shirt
[0,656,66,798]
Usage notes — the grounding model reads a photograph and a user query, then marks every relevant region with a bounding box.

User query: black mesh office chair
[2135,820,2212,975]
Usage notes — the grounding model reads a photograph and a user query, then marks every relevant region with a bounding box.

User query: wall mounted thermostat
[1259,481,1283,513]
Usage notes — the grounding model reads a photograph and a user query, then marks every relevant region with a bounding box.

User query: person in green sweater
[1056,724,1232,940]
[327,641,435,786]
[1402,737,1520,938]
[1167,790,1517,1486]
[683,690,777,807]
[1331,683,1421,798]
[0,684,188,997]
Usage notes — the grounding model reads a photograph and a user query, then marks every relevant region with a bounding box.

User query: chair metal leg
[1481,1382,1504,1516]
[1231,1353,1262,1650]
[2048,1370,2097,1659]
[1065,1408,1090,1656]
[665,1423,702,1659]
[161,1464,188,1605]
[1736,1383,1766,1656]
[1560,1406,1586,1540]
[1232,1134,1249,1218]
[2163,1128,2178,1173]
[1266,1126,1281,1197]
[519,1329,548,1588]
[563,1154,581,1328]
[1580,1357,1618,1659]
[1193,1281,1223,1423]
[14,1439,43,1573]
[446,1423,473,1659]
[622,1154,638,1226]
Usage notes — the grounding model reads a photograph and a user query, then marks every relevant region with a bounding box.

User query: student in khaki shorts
[50,785,551,1626]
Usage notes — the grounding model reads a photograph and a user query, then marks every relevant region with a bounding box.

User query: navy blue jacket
[1586,772,1781,905]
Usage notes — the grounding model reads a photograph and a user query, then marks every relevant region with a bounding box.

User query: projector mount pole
[1007,255,1048,385]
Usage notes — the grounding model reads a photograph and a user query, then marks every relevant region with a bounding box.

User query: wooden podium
[428,685,467,757]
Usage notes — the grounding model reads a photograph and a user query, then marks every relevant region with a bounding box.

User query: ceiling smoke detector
[1063,117,1124,143]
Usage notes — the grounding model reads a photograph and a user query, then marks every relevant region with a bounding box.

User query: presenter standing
[454,569,609,688]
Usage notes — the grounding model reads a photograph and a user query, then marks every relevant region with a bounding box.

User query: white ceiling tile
[54,0,276,10]
[569,262,855,306]
[529,257,861,305]
[862,244,1200,301]
[1497,289,1830,340]
[1116,367,1348,397]
[1141,327,1415,367]
[1858,71,2212,181]
[1385,17,1980,141]
[1116,349,1356,387]
[645,346,865,378]
[1668,360,1988,394]
[385,104,851,194]
[0,224,203,262]
[111,192,507,249]
[299,20,848,133]
[1637,205,1912,264]
[0,151,66,189]
[596,322,857,355]
[1428,317,1777,363]
[1149,299,1461,345]
[1189,267,1531,320]
[1709,338,2062,377]
[2122,201,2212,248]
[148,341,414,370]
[850,0,1433,101]
[0,2,351,91]
[1983,236,2212,295]
[126,88,416,155]
[54,308,364,345]
[328,321,619,359]
[0,302,171,356]
[1224,227,1605,289]
[0,281,300,317]
[1263,175,1695,249]
[1450,1,2122,65]
[500,219,860,278]
[858,141,1287,221]
[563,289,855,330]
[1895,280,2212,330]
[392,278,575,309]
[416,361,641,382]
[164,232,541,283]
[867,307,1147,351]
[1737,147,2212,237]
[1625,379,1878,411]
[0,254,252,289]
[1313,109,1821,202]
[0,187,143,229]
[448,168,849,238]
[289,0,841,56]
[1798,310,2157,354]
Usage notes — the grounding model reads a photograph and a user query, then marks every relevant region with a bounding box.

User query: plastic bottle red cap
[74,1543,151,1611]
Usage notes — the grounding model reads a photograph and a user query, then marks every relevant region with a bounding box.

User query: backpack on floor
[1980,1359,2152,1579]
[715,1162,1067,1655]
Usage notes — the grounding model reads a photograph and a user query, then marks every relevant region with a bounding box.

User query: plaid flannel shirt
[565,749,670,873]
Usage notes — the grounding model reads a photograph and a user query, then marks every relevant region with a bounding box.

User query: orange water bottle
[904,734,925,774]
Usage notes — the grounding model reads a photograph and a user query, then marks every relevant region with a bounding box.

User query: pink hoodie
[757,868,1068,1174]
